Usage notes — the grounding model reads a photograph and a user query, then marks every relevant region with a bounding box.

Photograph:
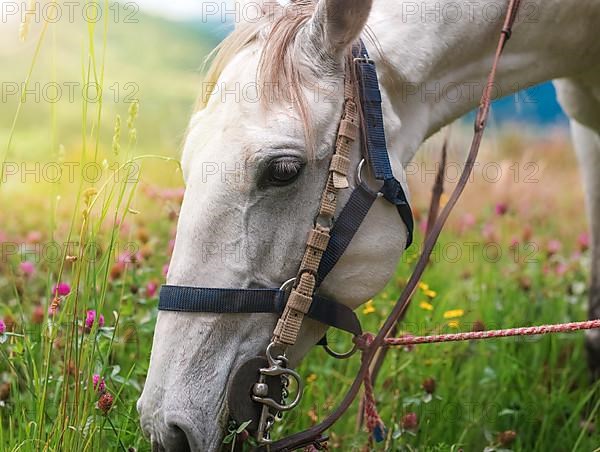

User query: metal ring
[356,159,383,198]
[356,158,367,185]
[279,277,296,292]
[324,340,358,360]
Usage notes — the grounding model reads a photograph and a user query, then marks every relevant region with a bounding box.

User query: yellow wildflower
[425,289,437,299]
[306,373,317,383]
[362,300,375,315]
[418,282,429,291]
[419,301,434,311]
[443,309,464,319]
[440,193,450,208]
[448,320,460,328]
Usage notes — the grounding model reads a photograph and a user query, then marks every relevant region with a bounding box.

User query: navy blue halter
[316,41,413,287]
[158,41,414,340]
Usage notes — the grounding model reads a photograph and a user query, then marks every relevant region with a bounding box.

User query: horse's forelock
[194,1,369,158]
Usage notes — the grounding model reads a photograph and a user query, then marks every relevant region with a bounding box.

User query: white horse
[137,0,600,449]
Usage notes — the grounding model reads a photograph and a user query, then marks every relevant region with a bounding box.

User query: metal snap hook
[255,343,304,411]
[265,341,287,368]
[252,365,304,412]
[252,340,304,445]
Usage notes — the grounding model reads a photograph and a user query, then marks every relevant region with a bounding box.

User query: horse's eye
[264,157,304,186]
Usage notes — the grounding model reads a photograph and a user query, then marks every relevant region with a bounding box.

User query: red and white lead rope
[355,319,600,444]
[383,319,600,346]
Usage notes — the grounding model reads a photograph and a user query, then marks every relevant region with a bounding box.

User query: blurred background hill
[0,1,568,165]
[0,3,219,162]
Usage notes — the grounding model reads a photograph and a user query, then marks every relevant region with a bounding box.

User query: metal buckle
[353,54,374,64]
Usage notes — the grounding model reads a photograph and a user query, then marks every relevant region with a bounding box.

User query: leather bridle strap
[271,63,360,346]
[158,285,362,337]
[272,42,414,346]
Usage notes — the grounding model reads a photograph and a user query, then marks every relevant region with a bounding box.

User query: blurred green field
[0,5,598,452]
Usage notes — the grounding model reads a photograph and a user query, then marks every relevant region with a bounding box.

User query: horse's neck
[368,0,600,166]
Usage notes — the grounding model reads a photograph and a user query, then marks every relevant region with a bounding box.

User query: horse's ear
[308,0,373,58]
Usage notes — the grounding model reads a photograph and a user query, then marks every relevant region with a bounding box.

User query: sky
[0,0,237,21]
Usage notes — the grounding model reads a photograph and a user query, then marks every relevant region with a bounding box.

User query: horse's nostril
[165,424,192,452]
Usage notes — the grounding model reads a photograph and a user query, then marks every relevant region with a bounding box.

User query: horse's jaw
[137,311,271,450]
[137,309,330,450]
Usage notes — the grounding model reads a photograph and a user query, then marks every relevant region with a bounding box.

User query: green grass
[287,226,598,451]
[1,4,598,452]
